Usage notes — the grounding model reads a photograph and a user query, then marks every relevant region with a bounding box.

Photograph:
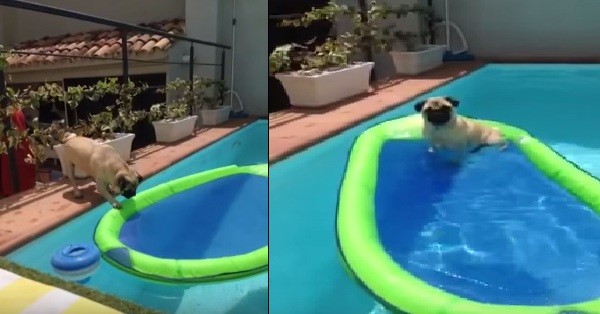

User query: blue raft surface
[375,140,600,306]
[119,173,268,260]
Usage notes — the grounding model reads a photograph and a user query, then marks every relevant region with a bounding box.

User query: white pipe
[230,0,241,112]
[444,0,450,50]
[225,90,243,113]
[434,21,468,54]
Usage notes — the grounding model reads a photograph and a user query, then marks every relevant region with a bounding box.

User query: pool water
[8,120,268,314]
[121,173,268,259]
[377,141,600,305]
[269,64,600,314]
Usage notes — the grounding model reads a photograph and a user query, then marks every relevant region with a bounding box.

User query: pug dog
[414,96,507,161]
[59,132,143,209]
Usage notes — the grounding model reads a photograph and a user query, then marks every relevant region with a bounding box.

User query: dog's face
[115,171,144,199]
[414,96,460,126]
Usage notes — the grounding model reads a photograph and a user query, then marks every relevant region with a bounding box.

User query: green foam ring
[94,164,268,283]
[337,114,600,314]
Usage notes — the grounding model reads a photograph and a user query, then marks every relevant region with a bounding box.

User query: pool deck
[269,61,485,163]
[0,117,256,255]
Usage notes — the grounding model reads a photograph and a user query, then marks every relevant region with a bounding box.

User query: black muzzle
[426,108,452,126]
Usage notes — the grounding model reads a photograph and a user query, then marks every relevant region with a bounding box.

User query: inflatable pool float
[94,164,268,283]
[336,114,600,314]
[50,243,101,283]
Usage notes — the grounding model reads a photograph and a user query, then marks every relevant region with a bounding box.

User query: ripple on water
[376,141,600,305]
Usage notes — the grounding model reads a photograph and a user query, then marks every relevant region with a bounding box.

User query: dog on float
[414,96,507,161]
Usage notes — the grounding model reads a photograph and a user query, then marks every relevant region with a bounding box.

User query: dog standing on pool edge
[58,131,143,209]
[414,96,507,161]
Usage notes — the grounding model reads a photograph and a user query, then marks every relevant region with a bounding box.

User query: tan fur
[417,96,507,160]
[60,132,142,209]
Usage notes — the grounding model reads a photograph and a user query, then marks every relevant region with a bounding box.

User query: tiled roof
[5,18,185,68]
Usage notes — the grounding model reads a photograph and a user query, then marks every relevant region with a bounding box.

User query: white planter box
[53,133,135,178]
[108,133,136,162]
[390,44,446,75]
[44,146,58,160]
[152,115,198,143]
[275,62,374,108]
[201,106,231,126]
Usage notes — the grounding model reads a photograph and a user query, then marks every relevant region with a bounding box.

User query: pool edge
[268,62,487,165]
[0,118,262,256]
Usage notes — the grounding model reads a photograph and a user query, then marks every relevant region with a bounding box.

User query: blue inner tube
[375,140,600,305]
[119,173,267,259]
[51,243,101,272]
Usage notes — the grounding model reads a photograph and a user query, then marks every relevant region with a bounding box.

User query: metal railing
[0,0,232,195]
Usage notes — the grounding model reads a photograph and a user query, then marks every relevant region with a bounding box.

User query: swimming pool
[7,120,268,314]
[269,64,600,314]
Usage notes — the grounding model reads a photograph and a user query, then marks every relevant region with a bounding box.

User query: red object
[0,110,37,197]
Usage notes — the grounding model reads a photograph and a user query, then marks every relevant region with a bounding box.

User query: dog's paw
[111,201,122,209]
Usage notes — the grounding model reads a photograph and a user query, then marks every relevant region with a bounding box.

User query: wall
[432,0,600,59]
[184,0,219,81]
[0,0,184,46]
[178,0,268,117]
[217,0,268,117]
[0,7,12,46]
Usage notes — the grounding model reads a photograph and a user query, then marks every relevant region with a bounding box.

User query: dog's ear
[414,100,426,112]
[444,97,460,107]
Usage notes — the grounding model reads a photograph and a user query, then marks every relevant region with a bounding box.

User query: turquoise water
[269,64,600,314]
[8,120,268,314]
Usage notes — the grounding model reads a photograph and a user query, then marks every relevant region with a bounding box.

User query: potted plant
[0,86,58,167]
[270,1,375,108]
[49,78,146,177]
[148,78,198,143]
[374,2,446,75]
[198,78,231,126]
[20,82,91,178]
[0,90,36,162]
[87,78,147,162]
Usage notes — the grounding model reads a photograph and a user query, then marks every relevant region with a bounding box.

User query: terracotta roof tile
[154,37,171,50]
[84,45,100,57]
[6,18,185,68]
[129,40,145,53]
